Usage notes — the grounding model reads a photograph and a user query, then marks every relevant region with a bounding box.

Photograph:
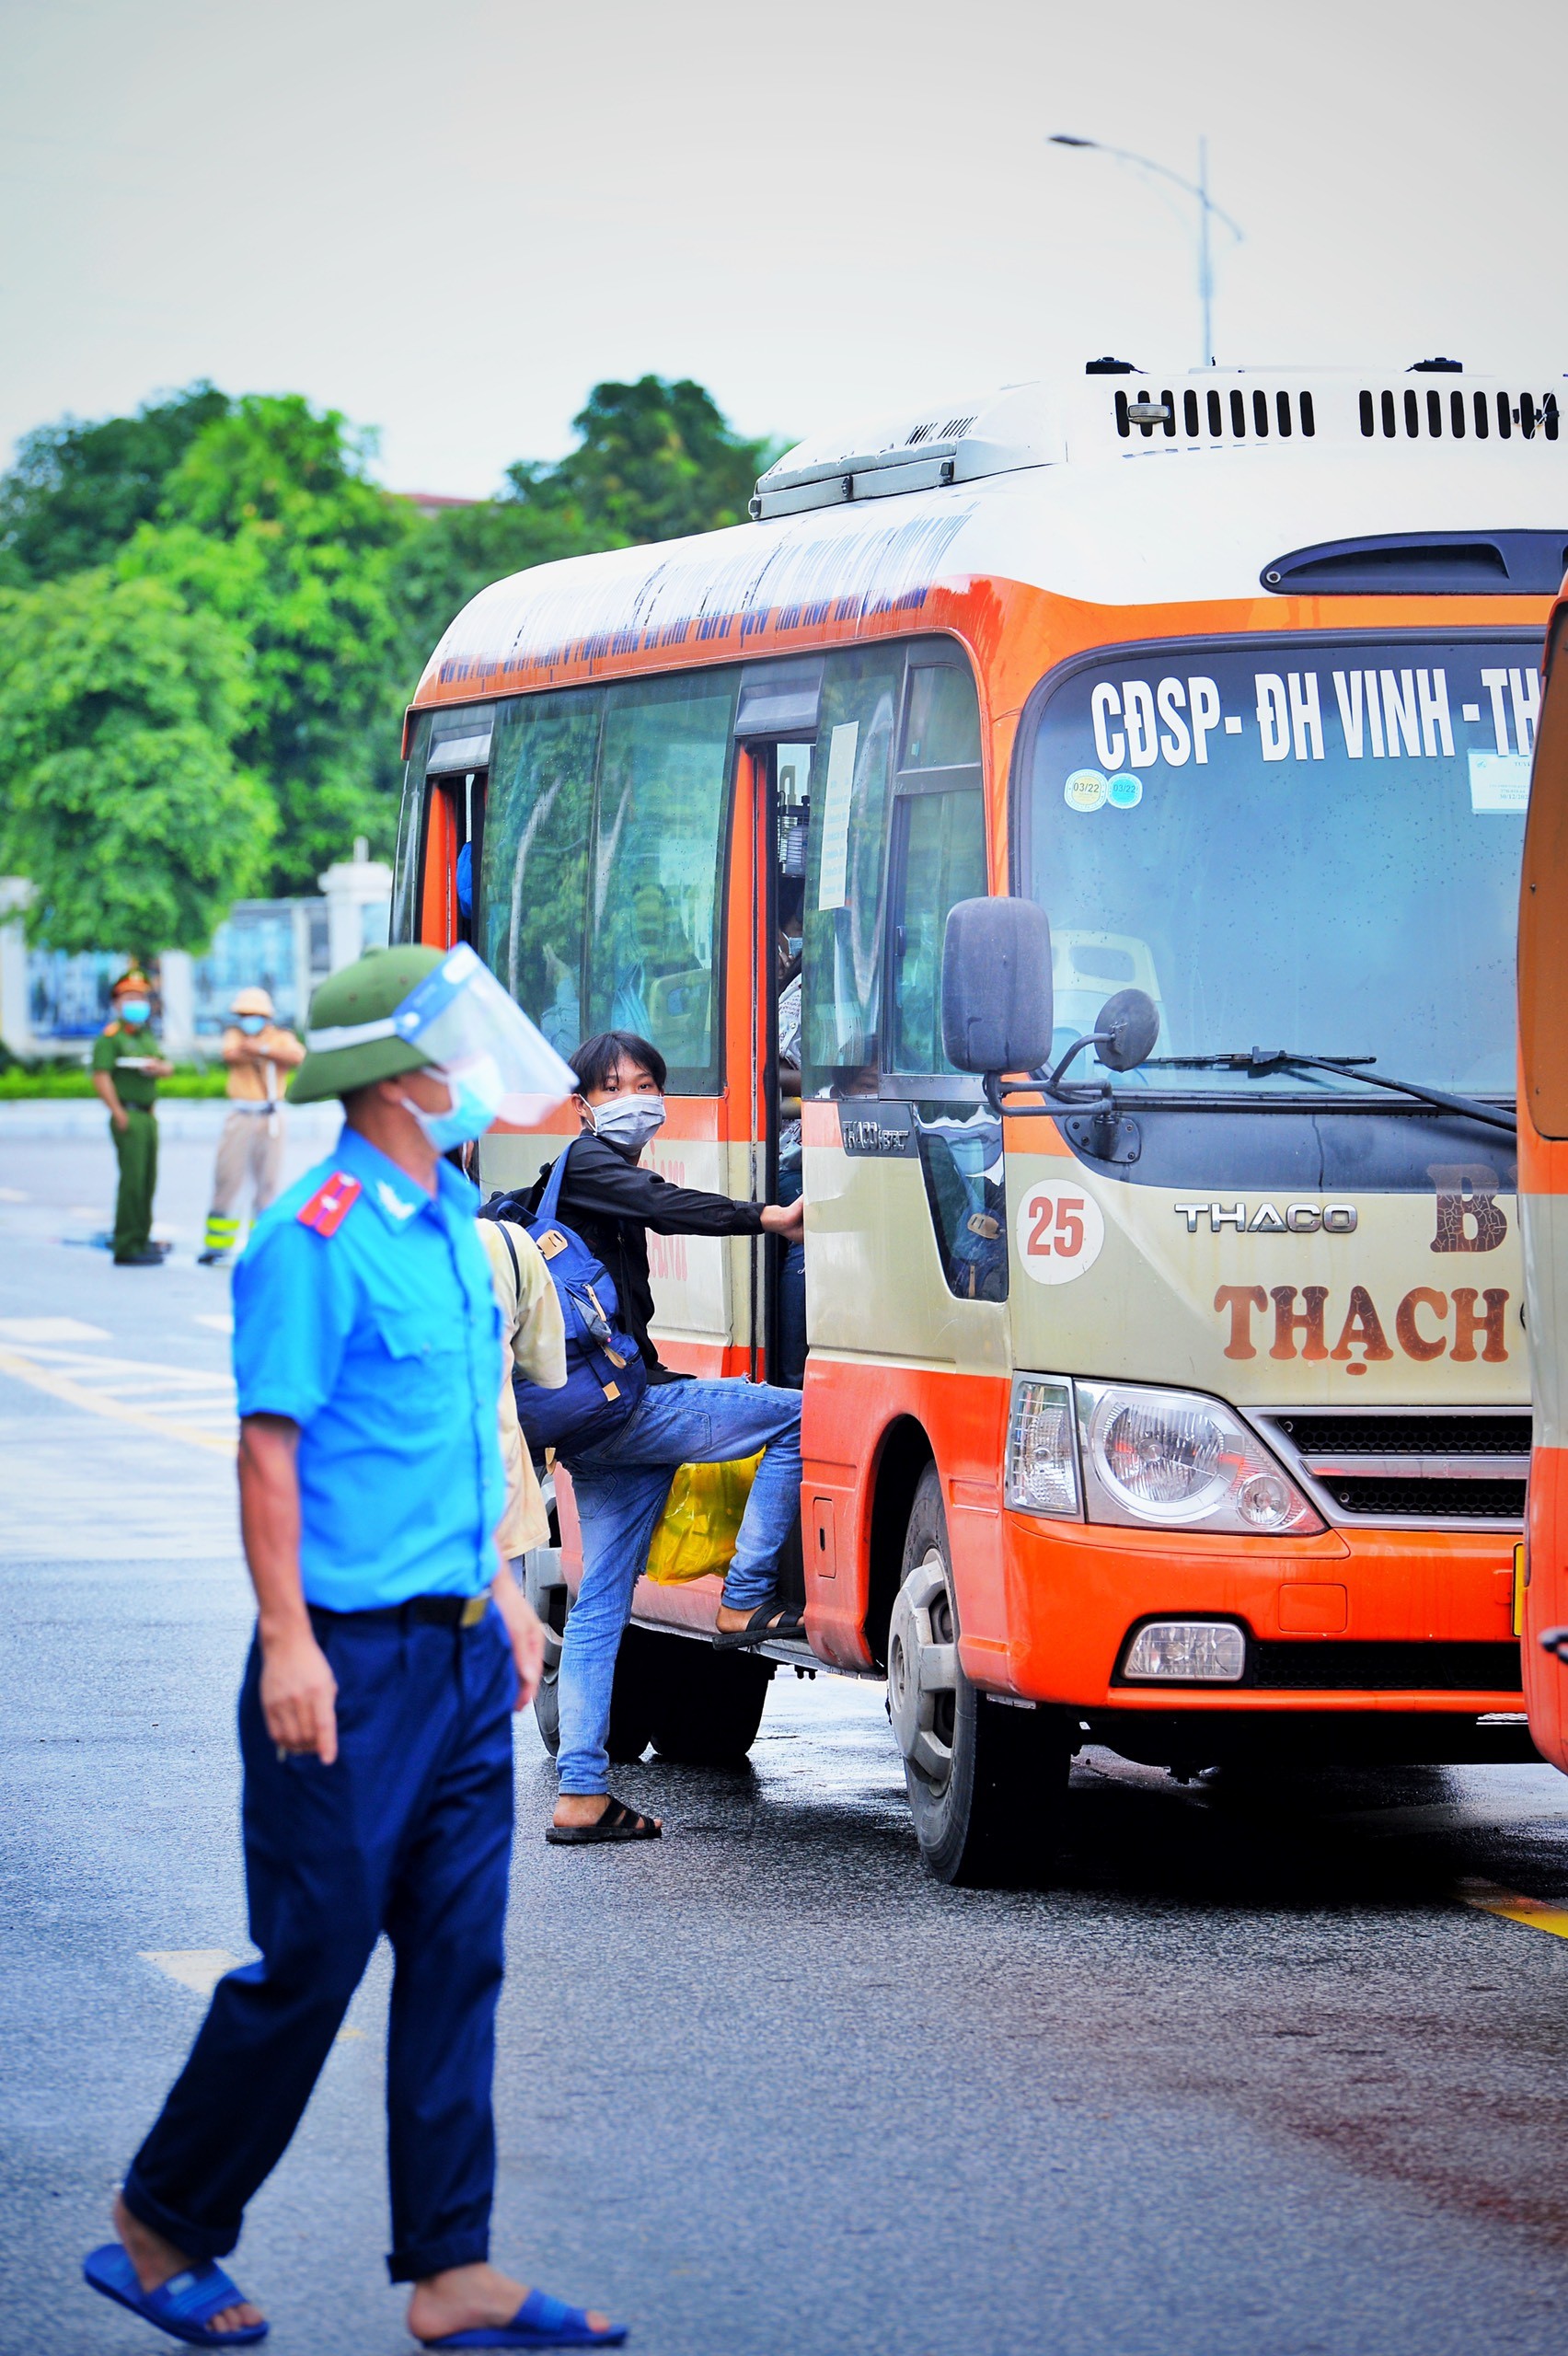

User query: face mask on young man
[590,1092,666,1152]
[236,1013,268,1036]
[400,1055,506,1153]
[118,999,152,1027]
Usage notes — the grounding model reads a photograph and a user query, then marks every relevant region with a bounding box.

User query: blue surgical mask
[237,1013,267,1035]
[591,1092,665,1152]
[400,1056,505,1153]
[118,999,151,1026]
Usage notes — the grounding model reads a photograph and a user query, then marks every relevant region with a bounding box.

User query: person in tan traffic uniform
[198,988,306,1265]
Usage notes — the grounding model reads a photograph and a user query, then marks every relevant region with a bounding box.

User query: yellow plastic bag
[645,1452,763,1584]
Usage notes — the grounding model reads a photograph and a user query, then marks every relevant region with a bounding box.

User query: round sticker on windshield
[1015,1182,1106,1286]
[1064,768,1107,813]
[1107,772,1143,809]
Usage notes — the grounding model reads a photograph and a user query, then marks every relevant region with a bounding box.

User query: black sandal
[546,1796,663,1845]
[712,1602,806,1652]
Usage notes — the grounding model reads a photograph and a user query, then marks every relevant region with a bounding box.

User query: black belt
[309,1592,490,1632]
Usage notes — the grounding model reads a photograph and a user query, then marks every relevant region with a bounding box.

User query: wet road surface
[5,1123,1568,2355]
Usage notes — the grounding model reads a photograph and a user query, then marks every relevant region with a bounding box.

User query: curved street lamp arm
[1048,135,1245,244]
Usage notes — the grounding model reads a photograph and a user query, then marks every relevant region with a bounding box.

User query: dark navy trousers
[123,1602,516,2284]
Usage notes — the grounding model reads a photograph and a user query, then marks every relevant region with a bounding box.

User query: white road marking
[142,1949,241,1995]
[141,1948,363,2038]
[0,1187,27,1203]
[0,1317,111,1343]
[194,1313,235,1334]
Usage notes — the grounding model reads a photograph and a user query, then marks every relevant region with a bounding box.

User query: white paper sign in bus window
[1015,1181,1106,1286]
[816,722,859,910]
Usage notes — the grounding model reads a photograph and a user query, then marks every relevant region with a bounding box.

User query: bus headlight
[1005,1377,1080,1517]
[1077,1380,1322,1535]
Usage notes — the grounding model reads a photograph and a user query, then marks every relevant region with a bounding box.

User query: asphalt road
[6,1117,1568,2356]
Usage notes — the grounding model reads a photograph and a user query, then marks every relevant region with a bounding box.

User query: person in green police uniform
[91,969,175,1266]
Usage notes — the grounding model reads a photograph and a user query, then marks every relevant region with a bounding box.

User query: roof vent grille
[1359,387,1561,443]
[1114,384,1317,444]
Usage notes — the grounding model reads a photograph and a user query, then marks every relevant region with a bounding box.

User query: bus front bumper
[984,1511,1525,1719]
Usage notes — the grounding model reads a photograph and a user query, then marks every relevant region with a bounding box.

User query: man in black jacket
[521,1031,805,1844]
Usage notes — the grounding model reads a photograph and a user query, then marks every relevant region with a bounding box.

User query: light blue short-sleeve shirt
[233,1124,504,1611]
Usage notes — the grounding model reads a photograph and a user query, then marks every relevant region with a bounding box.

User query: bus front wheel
[889,1465,1070,1887]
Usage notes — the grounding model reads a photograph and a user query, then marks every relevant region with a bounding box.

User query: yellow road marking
[1459,1880,1568,1939]
[0,1347,236,1456]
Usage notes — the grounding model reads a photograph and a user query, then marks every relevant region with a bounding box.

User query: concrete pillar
[0,879,36,1058]
[318,838,394,974]
[158,950,196,1057]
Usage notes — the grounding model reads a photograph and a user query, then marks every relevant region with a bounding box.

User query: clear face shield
[391,944,579,1133]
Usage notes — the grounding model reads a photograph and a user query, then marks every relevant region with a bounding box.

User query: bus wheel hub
[888,1548,960,1784]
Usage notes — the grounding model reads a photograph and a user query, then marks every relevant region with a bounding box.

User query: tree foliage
[0,571,273,955]
[0,383,230,586]
[0,373,778,943]
[540,375,777,544]
[121,394,417,895]
[386,492,603,704]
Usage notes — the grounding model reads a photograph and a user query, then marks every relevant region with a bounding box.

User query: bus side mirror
[941,897,1055,1076]
[1094,987,1159,1071]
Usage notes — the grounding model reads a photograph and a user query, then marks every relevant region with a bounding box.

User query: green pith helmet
[290,945,445,1104]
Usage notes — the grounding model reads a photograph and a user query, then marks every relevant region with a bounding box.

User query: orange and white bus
[394,365,1562,1881]
[1518,566,1568,1775]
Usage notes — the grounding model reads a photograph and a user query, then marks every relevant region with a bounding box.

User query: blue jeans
[556,1380,804,1795]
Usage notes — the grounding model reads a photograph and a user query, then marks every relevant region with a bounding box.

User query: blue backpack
[482,1140,648,1454]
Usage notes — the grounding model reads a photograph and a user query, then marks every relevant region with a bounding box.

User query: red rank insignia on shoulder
[297,1172,362,1236]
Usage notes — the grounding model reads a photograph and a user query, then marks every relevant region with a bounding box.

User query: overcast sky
[3,0,1564,497]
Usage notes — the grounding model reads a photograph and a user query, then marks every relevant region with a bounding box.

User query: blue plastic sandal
[421,2285,628,2348]
[83,2244,268,2344]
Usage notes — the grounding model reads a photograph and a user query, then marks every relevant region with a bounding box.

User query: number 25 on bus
[397,364,1562,1882]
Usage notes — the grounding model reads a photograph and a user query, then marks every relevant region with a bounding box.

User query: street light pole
[1048,133,1243,369]
[1197,134,1212,374]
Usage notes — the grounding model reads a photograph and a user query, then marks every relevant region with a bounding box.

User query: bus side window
[583,672,737,1093]
[887,785,987,1076]
[479,690,599,1062]
[801,648,904,1092]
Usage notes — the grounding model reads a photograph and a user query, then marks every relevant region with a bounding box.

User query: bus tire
[531,1616,656,1762]
[889,1464,1070,1887]
[649,1632,773,1765]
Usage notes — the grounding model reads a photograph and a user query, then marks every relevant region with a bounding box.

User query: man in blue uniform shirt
[83,945,624,2352]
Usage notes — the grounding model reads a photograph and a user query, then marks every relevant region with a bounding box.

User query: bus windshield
[1023,634,1540,1099]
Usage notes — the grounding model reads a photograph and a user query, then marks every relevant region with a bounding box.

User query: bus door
[732,656,823,1387]
[1519,595,1568,1773]
[796,640,1009,1660]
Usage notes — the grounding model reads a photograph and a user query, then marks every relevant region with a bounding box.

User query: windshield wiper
[1143,1049,1516,1135]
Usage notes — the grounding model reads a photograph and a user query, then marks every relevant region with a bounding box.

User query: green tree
[0,571,273,955]
[123,394,417,894]
[386,492,605,693]
[0,383,230,586]
[386,376,780,685]
[540,375,777,543]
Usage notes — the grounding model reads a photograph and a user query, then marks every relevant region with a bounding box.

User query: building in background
[0,845,391,1059]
